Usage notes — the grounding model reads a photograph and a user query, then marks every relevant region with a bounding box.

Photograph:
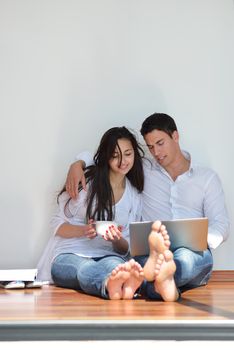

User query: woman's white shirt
[51,178,142,258]
[37,178,142,282]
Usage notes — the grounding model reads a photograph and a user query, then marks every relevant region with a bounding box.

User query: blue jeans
[51,253,126,299]
[135,248,213,299]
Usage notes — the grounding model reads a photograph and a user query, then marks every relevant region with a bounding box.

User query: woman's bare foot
[122,259,144,299]
[154,250,179,302]
[143,221,171,281]
[106,262,132,299]
[106,259,144,300]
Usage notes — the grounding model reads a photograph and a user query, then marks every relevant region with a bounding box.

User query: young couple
[37,113,229,301]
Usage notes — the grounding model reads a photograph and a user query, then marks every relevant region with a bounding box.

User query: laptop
[129,217,208,256]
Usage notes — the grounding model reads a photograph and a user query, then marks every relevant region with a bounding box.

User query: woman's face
[109,138,135,176]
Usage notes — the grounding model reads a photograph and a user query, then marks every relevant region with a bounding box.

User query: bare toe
[151,220,162,232]
[107,263,131,299]
[122,260,144,299]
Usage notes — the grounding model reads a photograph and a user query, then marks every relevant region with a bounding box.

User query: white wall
[0,0,233,270]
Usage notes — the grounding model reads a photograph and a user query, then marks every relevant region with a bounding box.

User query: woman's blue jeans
[51,253,126,299]
[135,247,213,299]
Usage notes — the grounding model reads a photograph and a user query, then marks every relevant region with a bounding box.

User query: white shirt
[142,153,230,249]
[77,150,230,250]
[51,178,142,258]
[37,178,142,282]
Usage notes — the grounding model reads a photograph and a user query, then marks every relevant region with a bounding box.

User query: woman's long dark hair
[59,127,144,221]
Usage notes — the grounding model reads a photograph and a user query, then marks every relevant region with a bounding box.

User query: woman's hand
[103,225,123,241]
[82,219,97,239]
[103,225,128,255]
[55,219,96,239]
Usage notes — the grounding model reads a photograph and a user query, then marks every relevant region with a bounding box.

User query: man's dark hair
[140,113,177,138]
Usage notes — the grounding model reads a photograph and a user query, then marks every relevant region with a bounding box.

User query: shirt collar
[182,150,194,176]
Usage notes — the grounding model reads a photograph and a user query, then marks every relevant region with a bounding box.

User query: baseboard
[210,270,234,282]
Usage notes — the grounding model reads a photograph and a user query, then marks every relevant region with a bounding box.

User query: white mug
[95,221,118,236]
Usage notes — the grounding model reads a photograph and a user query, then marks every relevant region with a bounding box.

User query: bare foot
[106,259,144,300]
[106,262,131,300]
[122,259,144,299]
[143,220,171,281]
[154,250,179,302]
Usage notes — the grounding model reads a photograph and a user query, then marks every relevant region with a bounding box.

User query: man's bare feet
[143,221,171,281]
[106,259,144,300]
[154,250,179,302]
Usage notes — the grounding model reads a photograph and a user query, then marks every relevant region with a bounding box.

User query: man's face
[144,129,179,168]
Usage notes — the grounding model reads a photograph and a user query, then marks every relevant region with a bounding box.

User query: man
[65,113,230,298]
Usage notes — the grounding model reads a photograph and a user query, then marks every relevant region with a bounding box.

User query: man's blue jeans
[51,253,126,299]
[135,248,213,299]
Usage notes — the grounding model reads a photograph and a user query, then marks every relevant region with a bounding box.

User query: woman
[37,126,145,299]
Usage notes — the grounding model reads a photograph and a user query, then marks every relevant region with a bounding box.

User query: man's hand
[65,160,86,199]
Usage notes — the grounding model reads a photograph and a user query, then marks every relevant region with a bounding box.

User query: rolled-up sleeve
[204,173,230,249]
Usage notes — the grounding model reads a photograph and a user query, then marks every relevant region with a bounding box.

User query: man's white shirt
[76,150,230,250]
[142,152,229,249]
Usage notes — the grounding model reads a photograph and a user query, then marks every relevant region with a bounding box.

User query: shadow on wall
[0,192,34,269]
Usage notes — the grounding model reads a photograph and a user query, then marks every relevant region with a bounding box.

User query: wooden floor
[1,271,234,341]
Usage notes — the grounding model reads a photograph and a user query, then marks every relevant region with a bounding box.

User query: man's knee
[173,248,213,287]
